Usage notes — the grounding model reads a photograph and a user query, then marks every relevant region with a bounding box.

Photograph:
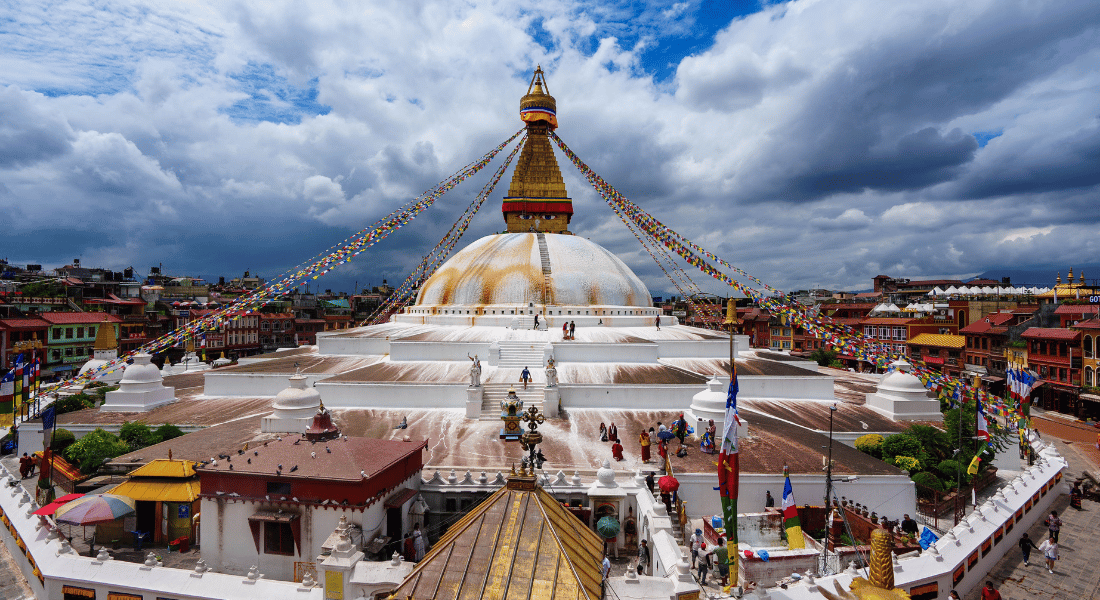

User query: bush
[881,433,923,463]
[893,456,921,473]
[854,434,885,459]
[53,394,96,415]
[63,428,131,474]
[809,348,839,367]
[912,471,943,491]
[50,429,76,453]
[905,424,951,461]
[153,424,184,442]
[119,421,156,450]
[936,459,963,484]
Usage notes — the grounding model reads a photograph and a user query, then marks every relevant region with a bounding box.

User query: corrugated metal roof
[391,476,603,600]
[908,333,966,348]
[128,459,197,479]
[111,479,200,503]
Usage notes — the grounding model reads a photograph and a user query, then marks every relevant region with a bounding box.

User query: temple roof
[92,317,118,350]
[391,473,603,600]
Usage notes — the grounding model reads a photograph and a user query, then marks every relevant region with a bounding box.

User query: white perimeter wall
[204,372,340,397]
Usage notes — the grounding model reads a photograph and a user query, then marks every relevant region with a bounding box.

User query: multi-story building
[1072,319,1099,389]
[180,309,261,358]
[40,312,121,377]
[907,333,966,378]
[260,313,297,352]
[0,317,49,371]
[80,294,149,354]
[960,312,1021,378]
[1053,304,1100,328]
[1022,327,1082,416]
[294,318,326,346]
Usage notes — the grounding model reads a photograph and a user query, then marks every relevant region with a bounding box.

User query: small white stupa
[261,370,322,434]
[161,337,211,375]
[687,374,749,440]
[100,353,177,412]
[77,318,124,385]
[865,359,942,422]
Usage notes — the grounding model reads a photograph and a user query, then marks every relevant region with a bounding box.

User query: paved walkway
[965,416,1100,600]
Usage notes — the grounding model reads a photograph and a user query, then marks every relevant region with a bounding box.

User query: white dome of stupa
[875,359,928,395]
[77,320,124,385]
[865,359,942,422]
[100,353,176,412]
[119,353,165,385]
[262,372,322,434]
[415,233,652,307]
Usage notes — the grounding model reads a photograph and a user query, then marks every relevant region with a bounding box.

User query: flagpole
[723,298,739,592]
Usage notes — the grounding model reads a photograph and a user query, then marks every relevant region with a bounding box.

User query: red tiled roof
[1054,304,1100,315]
[1070,319,1100,330]
[960,320,1007,335]
[854,292,882,298]
[988,312,1017,326]
[39,312,122,325]
[1021,327,1081,341]
[197,434,426,482]
[0,318,50,330]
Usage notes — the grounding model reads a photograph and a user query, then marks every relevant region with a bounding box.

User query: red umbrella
[658,475,679,493]
[32,493,84,516]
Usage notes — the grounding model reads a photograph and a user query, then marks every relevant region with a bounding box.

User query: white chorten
[687,374,749,440]
[100,353,177,412]
[262,371,322,433]
[77,318,124,385]
[865,359,943,422]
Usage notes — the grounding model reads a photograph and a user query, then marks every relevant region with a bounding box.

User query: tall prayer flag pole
[720,298,740,590]
[782,465,805,549]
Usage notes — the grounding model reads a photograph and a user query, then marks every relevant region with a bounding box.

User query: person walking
[645,471,655,493]
[655,315,661,330]
[980,581,1002,600]
[533,314,539,330]
[1038,536,1059,574]
[637,539,650,575]
[520,366,531,390]
[569,320,576,340]
[689,529,703,567]
[714,536,729,586]
[413,526,427,561]
[697,543,712,584]
[562,321,569,339]
[765,491,775,508]
[640,429,651,463]
[1019,532,1039,566]
[601,554,611,598]
[648,426,657,447]
[1045,510,1062,542]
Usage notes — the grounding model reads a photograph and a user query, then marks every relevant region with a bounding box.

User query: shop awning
[110,479,200,503]
[923,356,945,365]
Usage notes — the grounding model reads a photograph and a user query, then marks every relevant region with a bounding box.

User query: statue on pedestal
[468,354,482,387]
[545,356,558,387]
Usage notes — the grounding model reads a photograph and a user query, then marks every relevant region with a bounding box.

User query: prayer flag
[0,368,13,427]
[976,406,990,442]
[717,370,740,589]
[967,455,981,476]
[781,466,805,549]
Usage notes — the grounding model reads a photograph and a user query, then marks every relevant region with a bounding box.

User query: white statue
[545,357,558,388]
[468,354,482,387]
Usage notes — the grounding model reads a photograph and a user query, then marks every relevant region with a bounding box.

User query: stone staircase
[480,383,544,420]
[496,340,545,368]
[651,485,687,544]
[536,232,553,304]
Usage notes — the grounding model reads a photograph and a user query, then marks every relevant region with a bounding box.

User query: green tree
[153,424,184,442]
[49,429,76,453]
[880,433,923,464]
[63,428,130,474]
[854,434,885,459]
[809,348,839,367]
[912,471,943,491]
[119,421,156,450]
[53,393,96,415]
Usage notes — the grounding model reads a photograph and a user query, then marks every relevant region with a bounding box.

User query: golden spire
[503,66,572,234]
[92,317,117,351]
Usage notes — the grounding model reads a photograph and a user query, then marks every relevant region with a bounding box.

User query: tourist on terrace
[637,539,650,575]
[569,320,576,339]
[611,438,624,461]
[714,537,729,586]
[980,580,1002,600]
[639,429,651,463]
[520,366,531,390]
[607,422,618,441]
[562,321,569,339]
[599,423,608,441]
[1039,536,1059,574]
[655,315,661,330]
[1019,532,1038,566]
[533,314,539,329]
[765,491,775,508]
[1045,511,1061,542]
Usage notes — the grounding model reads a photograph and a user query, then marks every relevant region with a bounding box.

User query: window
[894,327,905,340]
[264,522,295,555]
[267,481,292,495]
[65,348,73,357]
[76,327,84,338]
[53,328,61,340]
[66,328,74,339]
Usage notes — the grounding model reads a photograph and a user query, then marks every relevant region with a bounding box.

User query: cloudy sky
[2,0,1098,297]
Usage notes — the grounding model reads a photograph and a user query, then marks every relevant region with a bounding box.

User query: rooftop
[39,312,123,325]
[908,333,965,348]
[1021,327,1082,341]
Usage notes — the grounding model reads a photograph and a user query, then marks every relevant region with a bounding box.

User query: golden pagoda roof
[128,458,198,479]
[92,317,117,351]
[505,132,570,200]
[390,473,604,600]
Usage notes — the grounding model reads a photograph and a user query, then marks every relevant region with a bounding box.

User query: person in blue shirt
[520,366,531,390]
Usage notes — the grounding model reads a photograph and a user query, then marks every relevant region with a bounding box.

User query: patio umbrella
[596,516,620,539]
[55,494,136,525]
[32,493,84,516]
[658,475,680,494]
[657,429,676,441]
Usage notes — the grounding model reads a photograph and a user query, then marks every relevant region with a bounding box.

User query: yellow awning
[128,459,197,479]
[111,479,200,503]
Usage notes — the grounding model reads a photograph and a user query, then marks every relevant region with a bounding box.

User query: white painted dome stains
[415,233,652,307]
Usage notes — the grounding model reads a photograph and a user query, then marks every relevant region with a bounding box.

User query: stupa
[76,317,124,385]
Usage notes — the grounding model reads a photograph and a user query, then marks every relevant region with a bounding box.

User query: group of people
[18,452,37,479]
[689,528,730,586]
[398,524,428,563]
[562,320,577,340]
[599,423,625,462]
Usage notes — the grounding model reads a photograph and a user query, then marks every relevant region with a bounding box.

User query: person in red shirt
[980,581,1002,600]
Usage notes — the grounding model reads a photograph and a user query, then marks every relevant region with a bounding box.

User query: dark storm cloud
[0,87,74,167]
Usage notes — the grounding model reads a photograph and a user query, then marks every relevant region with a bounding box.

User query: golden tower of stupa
[502,66,573,234]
